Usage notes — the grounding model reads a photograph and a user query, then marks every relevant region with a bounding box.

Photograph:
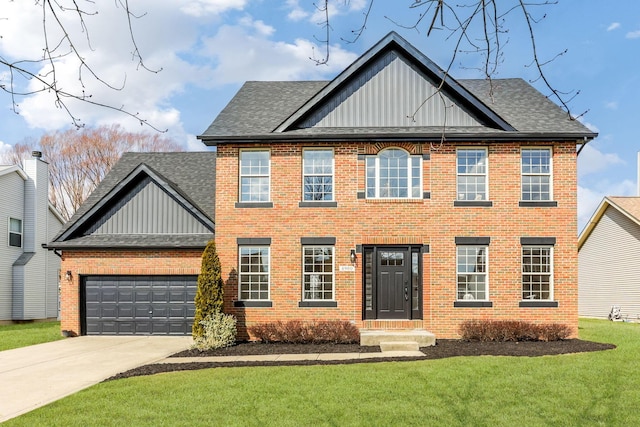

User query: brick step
[379,341,420,352]
[360,329,436,347]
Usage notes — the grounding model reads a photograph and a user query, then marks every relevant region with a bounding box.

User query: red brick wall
[215,141,578,338]
[59,249,202,335]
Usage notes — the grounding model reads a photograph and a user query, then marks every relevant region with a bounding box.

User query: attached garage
[83,275,197,335]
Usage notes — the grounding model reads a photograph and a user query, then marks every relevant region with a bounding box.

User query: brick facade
[59,249,202,335]
[215,141,578,339]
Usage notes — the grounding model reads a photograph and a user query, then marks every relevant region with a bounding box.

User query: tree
[0,124,182,220]
[193,240,225,339]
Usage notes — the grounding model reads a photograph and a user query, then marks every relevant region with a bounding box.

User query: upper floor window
[457,148,487,201]
[302,246,334,301]
[522,246,553,300]
[303,149,333,201]
[8,218,22,248]
[240,150,270,202]
[456,245,488,300]
[521,148,552,201]
[239,246,270,300]
[366,148,422,199]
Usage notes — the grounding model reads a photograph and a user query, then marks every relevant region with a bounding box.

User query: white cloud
[607,22,621,31]
[626,30,640,39]
[286,0,309,21]
[200,19,358,85]
[180,0,248,17]
[0,141,11,154]
[578,180,637,232]
[605,101,618,110]
[578,144,624,177]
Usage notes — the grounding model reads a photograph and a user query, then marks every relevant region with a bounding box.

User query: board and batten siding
[85,176,211,235]
[0,172,25,320]
[299,50,481,129]
[579,205,640,319]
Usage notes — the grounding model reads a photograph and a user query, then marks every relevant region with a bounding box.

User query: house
[198,32,595,340]
[49,152,215,335]
[578,196,640,320]
[0,152,64,322]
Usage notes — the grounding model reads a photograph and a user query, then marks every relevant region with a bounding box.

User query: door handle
[404,287,409,301]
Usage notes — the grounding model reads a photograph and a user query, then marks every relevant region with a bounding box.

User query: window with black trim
[302,149,334,202]
[366,148,422,199]
[239,150,270,202]
[522,246,553,300]
[457,148,487,201]
[302,246,334,301]
[9,218,22,248]
[521,148,552,201]
[239,246,270,300]
[456,245,488,300]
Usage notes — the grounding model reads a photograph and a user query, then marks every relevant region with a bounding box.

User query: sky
[0,0,638,232]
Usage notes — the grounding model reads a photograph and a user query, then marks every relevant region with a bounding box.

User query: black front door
[377,248,411,319]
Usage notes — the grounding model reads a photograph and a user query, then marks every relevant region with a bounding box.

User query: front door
[377,249,411,319]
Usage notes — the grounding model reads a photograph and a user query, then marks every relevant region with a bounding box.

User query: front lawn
[5,319,639,426]
[0,321,63,352]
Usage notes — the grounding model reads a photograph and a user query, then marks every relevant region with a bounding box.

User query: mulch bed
[105,339,615,381]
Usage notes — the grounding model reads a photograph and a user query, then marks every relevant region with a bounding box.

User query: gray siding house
[578,196,640,320]
[0,153,64,321]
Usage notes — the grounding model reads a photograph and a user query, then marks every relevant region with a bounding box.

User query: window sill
[454,200,493,207]
[454,301,493,308]
[363,198,424,204]
[234,300,273,308]
[298,301,338,308]
[519,300,558,308]
[519,201,557,207]
[235,202,273,209]
[298,201,338,208]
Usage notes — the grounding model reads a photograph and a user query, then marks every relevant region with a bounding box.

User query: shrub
[192,240,224,338]
[193,312,237,351]
[459,320,570,342]
[248,320,360,344]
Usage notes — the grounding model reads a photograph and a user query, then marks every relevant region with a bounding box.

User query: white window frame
[365,148,422,199]
[521,246,554,301]
[302,246,335,301]
[238,246,270,301]
[302,148,334,202]
[456,245,489,301]
[456,148,488,201]
[239,149,271,202]
[521,147,553,201]
[8,217,22,248]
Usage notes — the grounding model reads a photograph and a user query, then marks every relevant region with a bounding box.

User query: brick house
[199,32,595,339]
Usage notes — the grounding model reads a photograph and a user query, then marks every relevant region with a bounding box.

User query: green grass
[6,319,640,426]
[0,321,63,351]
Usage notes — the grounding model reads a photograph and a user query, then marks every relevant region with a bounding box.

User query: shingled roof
[199,32,596,144]
[49,151,216,249]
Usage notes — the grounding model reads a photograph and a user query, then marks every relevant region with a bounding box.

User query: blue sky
[0,1,638,230]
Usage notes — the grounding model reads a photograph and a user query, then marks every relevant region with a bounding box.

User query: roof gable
[276,32,514,133]
[579,196,640,249]
[54,159,214,244]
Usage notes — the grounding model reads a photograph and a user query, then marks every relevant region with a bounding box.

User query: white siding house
[0,154,64,322]
[578,197,640,320]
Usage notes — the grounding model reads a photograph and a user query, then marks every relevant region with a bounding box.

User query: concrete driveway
[0,335,192,422]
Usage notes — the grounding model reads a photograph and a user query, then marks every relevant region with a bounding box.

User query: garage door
[83,275,197,335]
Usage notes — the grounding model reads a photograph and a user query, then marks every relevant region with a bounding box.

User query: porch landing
[360,329,436,349]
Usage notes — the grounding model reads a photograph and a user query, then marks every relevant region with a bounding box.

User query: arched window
[365,148,422,198]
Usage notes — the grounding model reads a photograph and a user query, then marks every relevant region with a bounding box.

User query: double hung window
[239,246,270,300]
[457,149,487,201]
[522,246,553,300]
[239,150,270,202]
[456,246,488,300]
[521,148,552,201]
[302,246,334,301]
[303,149,334,201]
[8,218,22,248]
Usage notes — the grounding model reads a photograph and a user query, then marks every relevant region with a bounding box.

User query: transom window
[302,246,334,301]
[456,246,488,300]
[239,246,270,300]
[240,150,270,202]
[521,148,552,201]
[457,148,487,201]
[303,149,333,201]
[522,246,552,300]
[366,148,422,199]
[9,218,22,248]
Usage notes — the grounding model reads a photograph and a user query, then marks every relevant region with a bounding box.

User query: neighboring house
[49,152,215,335]
[578,196,640,320]
[199,32,596,339]
[0,153,64,322]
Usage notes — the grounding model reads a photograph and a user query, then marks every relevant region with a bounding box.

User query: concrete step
[360,329,436,347]
[379,341,420,352]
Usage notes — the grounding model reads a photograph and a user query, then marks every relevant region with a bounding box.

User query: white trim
[365,147,423,199]
[520,147,553,202]
[301,245,335,301]
[0,165,27,180]
[238,245,271,301]
[301,148,335,202]
[456,147,489,201]
[239,149,271,203]
[521,245,554,301]
[455,245,489,301]
[8,217,23,248]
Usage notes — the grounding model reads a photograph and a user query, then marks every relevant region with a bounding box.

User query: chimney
[32,151,42,159]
